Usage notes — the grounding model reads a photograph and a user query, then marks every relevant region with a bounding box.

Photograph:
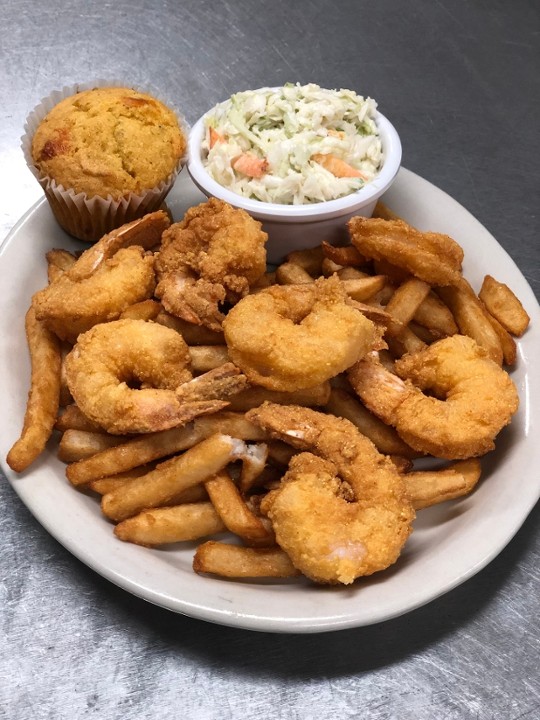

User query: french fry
[384,278,432,335]
[58,429,127,463]
[55,404,102,432]
[478,274,530,336]
[228,382,331,412]
[238,443,269,492]
[404,459,482,509]
[101,433,255,521]
[193,541,299,578]
[66,412,267,486]
[115,502,225,546]
[437,281,503,365]
[341,276,388,302]
[7,307,62,472]
[276,262,314,285]
[189,345,230,373]
[484,310,517,366]
[120,299,162,321]
[155,310,225,345]
[336,267,370,280]
[285,245,324,276]
[46,248,77,283]
[205,470,274,545]
[413,291,458,337]
[325,388,419,458]
[386,326,427,357]
[321,258,344,276]
[266,440,297,468]
[90,474,208,504]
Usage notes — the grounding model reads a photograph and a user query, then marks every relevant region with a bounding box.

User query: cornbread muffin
[27,85,186,241]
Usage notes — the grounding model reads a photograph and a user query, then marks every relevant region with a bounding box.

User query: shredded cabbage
[202,83,382,205]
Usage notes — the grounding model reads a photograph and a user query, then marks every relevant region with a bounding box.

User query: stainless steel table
[1,1,538,718]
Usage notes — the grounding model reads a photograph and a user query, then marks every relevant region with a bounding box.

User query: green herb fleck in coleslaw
[202,83,382,205]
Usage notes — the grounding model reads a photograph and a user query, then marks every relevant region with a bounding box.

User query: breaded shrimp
[65,319,247,434]
[224,275,382,392]
[32,246,156,343]
[348,335,519,459]
[247,403,415,584]
[155,198,268,330]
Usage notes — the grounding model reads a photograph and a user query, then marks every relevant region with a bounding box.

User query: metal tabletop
[1,1,539,718]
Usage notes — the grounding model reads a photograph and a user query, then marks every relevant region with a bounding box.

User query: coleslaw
[201,83,383,205]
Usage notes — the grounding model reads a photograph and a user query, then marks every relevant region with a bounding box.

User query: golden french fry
[58,429,127,463]
[321,257,344,276]
[437,281,503,365]
[88,465,158,495]
[193,541,299,578]
[90,473,208,505]
[155,310,225,345]
[120,299,162,321]
[386,326,427,358]
[189,345,230,373]
[405,459,482,509]
[266,440,297,467]
[413,291,458,337]
[46,248,77,283]
[285,245,324,276]
[115,502,225,546]
[336,267,370,280]
[341,276,388,302]
[479,274,530,337]
[205,471,274,545]
[7,307,62,472]
[276,262,314,285]
[408,321,440,344]
[325,388,419,458]
[55,404,102,433]
[101,433,254,521]
[384,278,432,335]
[484,309,517,366]
[66,412,267,486]
[228,382,331,412]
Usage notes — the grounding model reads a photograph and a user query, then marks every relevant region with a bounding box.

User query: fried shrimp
[223,275,381,392]
[64,319,244,434]
[348,335,519,459]
[32,246,156,343]
[247,403,414,584]
[347,217,465,287]
[155,198,268,330]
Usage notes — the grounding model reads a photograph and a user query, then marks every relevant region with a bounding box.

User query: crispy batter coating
[224,276,381,391]
[32,246,156,343]
[348,335,519,458]
[348,217,464,287]
[155,198,267,330]
[248,404,414,584]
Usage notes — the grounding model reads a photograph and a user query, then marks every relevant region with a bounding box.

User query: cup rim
[187,105,401,222]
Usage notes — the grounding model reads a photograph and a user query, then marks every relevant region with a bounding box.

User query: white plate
[1,167,539,634]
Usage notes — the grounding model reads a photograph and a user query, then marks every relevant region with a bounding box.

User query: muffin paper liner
[21,79,189,242]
